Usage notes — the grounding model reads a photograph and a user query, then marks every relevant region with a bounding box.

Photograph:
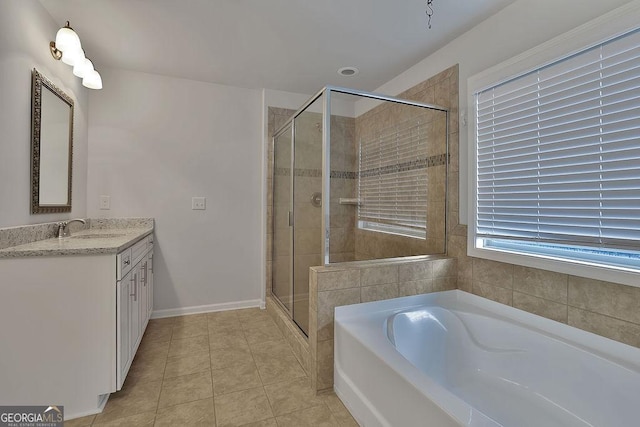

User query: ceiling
[39,0,516,94]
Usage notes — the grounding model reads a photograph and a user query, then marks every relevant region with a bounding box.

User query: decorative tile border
[359,153,447,178]
[330,171,357,179]
[273,155,446,181]
[274,168,355,179]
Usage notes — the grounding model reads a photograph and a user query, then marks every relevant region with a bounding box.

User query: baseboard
[150,299,263,319]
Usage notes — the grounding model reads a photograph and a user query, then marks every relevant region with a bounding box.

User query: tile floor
[65,308,358,427]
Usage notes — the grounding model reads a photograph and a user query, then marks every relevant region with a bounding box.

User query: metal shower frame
[272,85,449,266]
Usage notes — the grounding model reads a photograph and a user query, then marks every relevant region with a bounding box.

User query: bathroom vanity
[0,218,154,419]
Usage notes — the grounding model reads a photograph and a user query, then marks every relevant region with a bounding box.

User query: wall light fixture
[50,21,103,90]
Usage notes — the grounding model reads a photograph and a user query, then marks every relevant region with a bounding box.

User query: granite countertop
[0,218,154,258]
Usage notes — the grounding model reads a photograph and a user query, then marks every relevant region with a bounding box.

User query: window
[470,21,640,286]
[358,117,428,239]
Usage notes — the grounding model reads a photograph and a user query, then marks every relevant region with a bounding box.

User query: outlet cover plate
[192,197,206,210]
[99,195,111,210]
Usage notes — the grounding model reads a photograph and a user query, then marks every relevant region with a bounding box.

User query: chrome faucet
[57,218,87,238]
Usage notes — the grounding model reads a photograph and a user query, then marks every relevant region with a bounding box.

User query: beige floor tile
[98,307,360,427]
[243,323,283,345]
[94,381,162,424]
[250,339,306,385]
[321,393,359,426]
[238,419,277,427]
[214,386,274,427]
[173,313,208,325]
[142,323,173,343]
[158,371,213,408]
[136,339,170,360]
[125,355,167,386]
[234,308,266,321]
[209,330,249,351]
[210,345,254,370]
[154,398,215,426]
[172,320,209,340]
[208,318,243,334]
[168,335,209,358]
[253,352,306,385]
[207,310,239,322]
[148,317,177,327]
[164,351,211,379]
[263,377,324,416]
[275,405,340,427]
[212,362,263,396]
[248,338,293,360]
[240,314,276,329]
[335,413,359,427]
[93,411,156,427]
[63,414,95,427]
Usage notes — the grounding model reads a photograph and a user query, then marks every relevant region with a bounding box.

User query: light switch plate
[99,195,111,210]
[192,197,206,210]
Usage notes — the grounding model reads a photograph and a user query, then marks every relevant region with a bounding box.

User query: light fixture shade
[61,46,84,66]
[55,25,81,53]
[82,69,102,90]
[73,58,94,78]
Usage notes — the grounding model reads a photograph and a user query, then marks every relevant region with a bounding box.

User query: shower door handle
[288,210,293,227]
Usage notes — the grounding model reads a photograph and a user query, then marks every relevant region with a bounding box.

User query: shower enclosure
[271,86,448,336]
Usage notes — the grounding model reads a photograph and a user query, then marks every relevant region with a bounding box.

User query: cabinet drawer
[130,236,149,266]
[117,234,153,281]
[117,248,132,280]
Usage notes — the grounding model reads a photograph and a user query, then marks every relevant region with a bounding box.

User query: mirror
[31,69,74,214]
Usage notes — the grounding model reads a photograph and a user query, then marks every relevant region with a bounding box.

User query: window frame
[467,2,640,288]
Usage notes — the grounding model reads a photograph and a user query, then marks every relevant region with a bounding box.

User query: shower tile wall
[329,115,357,263]
[451,238,640,349]
[308,256,458,392]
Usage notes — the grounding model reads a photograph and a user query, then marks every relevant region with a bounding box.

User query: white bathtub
[334,290,640,427]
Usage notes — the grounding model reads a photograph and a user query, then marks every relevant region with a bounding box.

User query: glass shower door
[272,124,293,312]
[271,95,323,337]
[292,110,323,335]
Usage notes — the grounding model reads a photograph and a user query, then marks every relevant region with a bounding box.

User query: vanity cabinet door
[116,241,154,390]
[116,270,131,390]
[139,259,149,332]
[129,269,141,356]
[147,252,154,318]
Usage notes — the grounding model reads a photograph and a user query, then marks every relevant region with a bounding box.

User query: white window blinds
[475,28,640,251]
[358,117,428,239]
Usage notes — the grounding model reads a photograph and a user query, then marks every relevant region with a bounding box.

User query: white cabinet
[0,227,155,418]
[116,269,131,386]
[139,253,152,335]
[116,236,153,390]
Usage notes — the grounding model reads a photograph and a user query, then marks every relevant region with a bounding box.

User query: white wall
[87,69,263,313]
[0,1,89,227]
[362,0,633,224]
